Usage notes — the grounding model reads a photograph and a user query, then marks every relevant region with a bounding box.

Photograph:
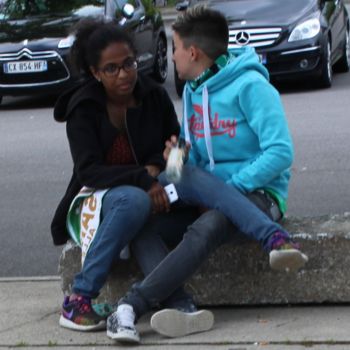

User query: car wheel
[0,95,2,105]
[318,39,332,88]
[152,35,168,83]
[174,65,185,97]
[333,25,350,73]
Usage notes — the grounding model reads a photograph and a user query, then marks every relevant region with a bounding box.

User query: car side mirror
[175,0,189,11]
[122,3,135,19]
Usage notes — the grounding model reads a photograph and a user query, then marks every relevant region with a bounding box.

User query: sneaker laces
[116,304,136,329]
[73,296,92,314]
[268,231,300,251]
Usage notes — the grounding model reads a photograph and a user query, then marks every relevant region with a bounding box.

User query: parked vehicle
[0,0,167,104]
[174,0,350,96]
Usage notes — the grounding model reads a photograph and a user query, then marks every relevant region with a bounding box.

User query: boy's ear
[189,45,205,62]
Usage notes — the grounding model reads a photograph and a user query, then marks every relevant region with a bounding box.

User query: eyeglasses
[100,57,138,77]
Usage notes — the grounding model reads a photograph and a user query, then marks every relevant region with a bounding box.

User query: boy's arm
[228,79,294,193]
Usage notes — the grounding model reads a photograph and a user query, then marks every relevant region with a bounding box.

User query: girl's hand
[145,165,161,178]
[148,182,170,213]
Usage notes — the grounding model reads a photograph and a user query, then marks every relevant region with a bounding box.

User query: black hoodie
[51,75,179,245]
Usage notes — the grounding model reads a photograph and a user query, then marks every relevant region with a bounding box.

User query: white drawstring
[202,86,215,170]
[183,85,215,171]
[183,86,191,145]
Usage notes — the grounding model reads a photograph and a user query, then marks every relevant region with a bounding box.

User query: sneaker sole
[270,249,308,272]
[150,309,214,338]
[59,315,106,331]
[106,329,140,343]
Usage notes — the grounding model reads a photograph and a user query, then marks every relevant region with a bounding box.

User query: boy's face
[172,31,196,81]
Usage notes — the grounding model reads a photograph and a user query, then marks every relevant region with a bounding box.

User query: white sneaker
[150,309,214,338]
[269,249,309,272]
[106,304,140,343]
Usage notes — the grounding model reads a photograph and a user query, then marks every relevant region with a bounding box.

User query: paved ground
[1,279,350,349]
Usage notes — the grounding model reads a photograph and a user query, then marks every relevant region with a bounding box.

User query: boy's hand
[163,135,190,161]
[145,165,161,178]
[148,182,170,213]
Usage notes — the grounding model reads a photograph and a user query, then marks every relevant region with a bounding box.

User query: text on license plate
[3,60,48,74]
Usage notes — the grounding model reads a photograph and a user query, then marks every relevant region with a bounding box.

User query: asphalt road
[1,40,350,277]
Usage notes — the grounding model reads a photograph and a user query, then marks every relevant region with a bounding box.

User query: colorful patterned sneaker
[59,295,106,331]
[268,231,308,272]
[150,309,214,338]
[106,304,140,343]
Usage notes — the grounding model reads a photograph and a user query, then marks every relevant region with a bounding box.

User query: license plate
[258,53,267,64]
[3,60,48,74]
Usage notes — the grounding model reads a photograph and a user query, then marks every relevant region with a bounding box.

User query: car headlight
[288,18,321,42]
[58,35,75,49]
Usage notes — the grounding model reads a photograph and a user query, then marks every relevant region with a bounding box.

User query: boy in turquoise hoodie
[160,4,308,270]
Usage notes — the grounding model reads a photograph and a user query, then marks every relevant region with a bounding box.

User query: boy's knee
[185,209,231,249]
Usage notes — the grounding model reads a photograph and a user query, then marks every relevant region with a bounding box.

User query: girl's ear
[90,66,101,82]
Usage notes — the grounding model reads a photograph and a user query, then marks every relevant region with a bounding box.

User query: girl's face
[91,41,137,97]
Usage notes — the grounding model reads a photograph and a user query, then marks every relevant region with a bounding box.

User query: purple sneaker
[59,295,106,331]
[268,231,308,272]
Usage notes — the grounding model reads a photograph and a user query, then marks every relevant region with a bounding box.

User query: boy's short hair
[172,5,228,60]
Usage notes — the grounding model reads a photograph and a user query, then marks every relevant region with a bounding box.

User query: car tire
[0,95,2,105]
[333,25,350,73]
[152,35,168,83]
[318,39,332,88]
[174,66,185,97]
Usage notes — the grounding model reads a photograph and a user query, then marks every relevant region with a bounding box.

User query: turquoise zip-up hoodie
[180,46,294,205]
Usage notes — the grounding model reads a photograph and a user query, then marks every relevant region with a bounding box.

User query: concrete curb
[0,276,60,282]
[59,213,350,306]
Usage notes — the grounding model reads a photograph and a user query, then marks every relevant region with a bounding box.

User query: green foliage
[47,340,58,347]
[14,341,28,348]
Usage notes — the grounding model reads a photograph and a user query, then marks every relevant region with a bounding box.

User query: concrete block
[58,213,350,305]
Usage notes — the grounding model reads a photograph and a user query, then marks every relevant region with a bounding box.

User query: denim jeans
[73,186,152,299]
[130,207,199,313]
[119,167,281,317]
[120,190,282,318]
[158,165,287,250]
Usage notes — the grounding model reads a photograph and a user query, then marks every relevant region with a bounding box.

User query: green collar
[189,52,232,90]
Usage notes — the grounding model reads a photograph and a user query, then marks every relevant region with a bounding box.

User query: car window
[1,0,104,20]
[106,0,142,20]
[115,0,140,10]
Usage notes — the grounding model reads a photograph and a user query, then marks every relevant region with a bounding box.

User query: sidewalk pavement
[1,278,350,349]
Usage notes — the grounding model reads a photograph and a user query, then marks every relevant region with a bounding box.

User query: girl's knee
[104,186,151,215]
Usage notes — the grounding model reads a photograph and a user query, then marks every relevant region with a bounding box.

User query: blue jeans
[130,207,199,313]
[73,186,152,299]
[158,165,287,250]
[120,190,281,318]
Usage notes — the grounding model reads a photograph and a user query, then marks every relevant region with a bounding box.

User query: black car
[174,0,350,95]
[0,0,168,104]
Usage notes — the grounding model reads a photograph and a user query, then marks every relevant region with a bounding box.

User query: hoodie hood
[182,46,269,169]
[194,46,269,94]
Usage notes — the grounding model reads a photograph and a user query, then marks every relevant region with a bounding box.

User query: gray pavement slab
[1,280,350,349]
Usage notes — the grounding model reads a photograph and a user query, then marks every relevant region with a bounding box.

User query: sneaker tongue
[117,304,135,328]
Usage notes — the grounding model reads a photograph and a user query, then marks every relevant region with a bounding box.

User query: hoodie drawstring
[202,86,215,171]
[183,85,215,171]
